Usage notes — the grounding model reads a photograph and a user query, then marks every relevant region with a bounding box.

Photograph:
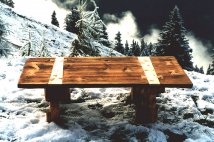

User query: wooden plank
[48,57,64,84]
[27,58,55,62]
[65,57,138,63]
[63,76,147,84]
[18,59,54,88]
[63,66,143,73]
[63,57,149,86]
[150,56,193,88]
[132,86,159,123]
[47,101,60,123]
[63,72,143,77]
[138,57,160,85]
[21,62,53,76]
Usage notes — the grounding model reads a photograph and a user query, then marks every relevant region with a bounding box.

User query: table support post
[47,101,60,122]
[131,86,163,123]
[45,87,70,122]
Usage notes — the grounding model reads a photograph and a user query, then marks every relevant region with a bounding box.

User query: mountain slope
[0,3,120,57]
[0,3,76,56]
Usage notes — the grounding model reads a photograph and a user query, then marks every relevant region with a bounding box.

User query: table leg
[47,101,60,122]
[131,86,162,123]
[44,87,70,123]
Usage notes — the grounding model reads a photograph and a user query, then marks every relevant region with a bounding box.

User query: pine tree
[134,42,141,56]
[140,39,151,56]
[51,11,59,27]
[6,0,14,8]
[128,48,133,56]
[211,62,214,75]
[193,65,204,74]
[199,66,204,74]
[114,31,124,54]
[130,40,140,56]
[207,64,211,75]
[124,40,129,56]
[65,7,80,34]
[210,52,214,75]
[193,65,200,72]
[100,25,110,47]
[69,39,81,57]
[140,39,155,56]
[0,0,14,8]
[70,0,105,56]
[156,6,193,71]
[207,60,214,75]
[140,38,146,54]
[128,40,135,56]
[146,43,154,56]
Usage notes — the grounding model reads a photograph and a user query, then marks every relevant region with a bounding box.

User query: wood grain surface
[18,56,193,88]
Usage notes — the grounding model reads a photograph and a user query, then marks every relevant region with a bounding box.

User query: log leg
[47,101,60,122]
[132,86,160,124]
[44,87,70,123]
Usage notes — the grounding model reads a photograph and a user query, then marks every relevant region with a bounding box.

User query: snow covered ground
[0,56,214,142]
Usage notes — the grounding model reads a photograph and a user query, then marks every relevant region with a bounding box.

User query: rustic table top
[18,56,193,88]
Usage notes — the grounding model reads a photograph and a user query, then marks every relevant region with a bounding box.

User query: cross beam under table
[18,56,193,124]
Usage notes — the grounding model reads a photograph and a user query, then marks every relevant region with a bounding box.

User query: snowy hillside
[0,3,120,57]
[0,56,214,141]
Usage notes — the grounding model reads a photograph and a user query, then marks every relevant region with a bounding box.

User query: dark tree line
[193,65,204,74]
[114,6,193,71]
[114,33,154,57]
